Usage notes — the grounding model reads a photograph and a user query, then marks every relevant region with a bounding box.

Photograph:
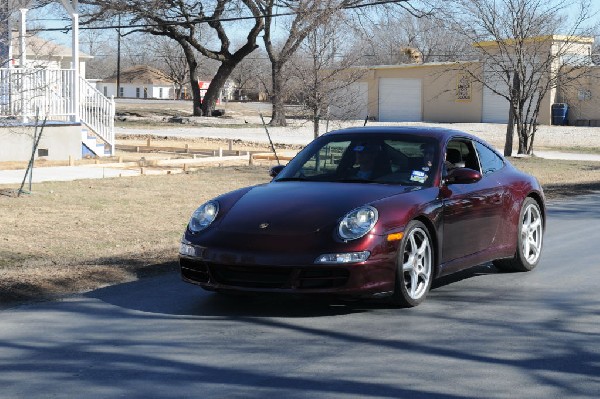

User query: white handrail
[79,76,115,155]
[0,68,115,155]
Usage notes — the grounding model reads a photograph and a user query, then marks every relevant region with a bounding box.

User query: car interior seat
[446,148,465,169]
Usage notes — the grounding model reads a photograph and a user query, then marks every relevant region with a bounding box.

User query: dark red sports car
[179,127,545,307]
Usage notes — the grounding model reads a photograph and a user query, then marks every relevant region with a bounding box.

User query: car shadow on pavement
[85,262,503,318]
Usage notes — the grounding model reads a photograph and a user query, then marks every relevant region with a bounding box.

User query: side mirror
[445,167,482,184]
[269,165,285,178]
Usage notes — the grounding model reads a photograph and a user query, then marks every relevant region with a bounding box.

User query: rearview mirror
[445,167,482,184]
[269,165,285,178]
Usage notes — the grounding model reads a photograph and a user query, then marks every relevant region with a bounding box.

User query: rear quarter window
[475,142,504,176]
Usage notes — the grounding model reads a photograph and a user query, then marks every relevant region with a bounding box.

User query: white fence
[0,68,114,155]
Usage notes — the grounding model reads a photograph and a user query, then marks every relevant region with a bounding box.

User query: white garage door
[328,82,368,120]
[378,78,422,122]
[482,85,509,123]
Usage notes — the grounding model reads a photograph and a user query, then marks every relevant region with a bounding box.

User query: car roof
[322,126,478,143]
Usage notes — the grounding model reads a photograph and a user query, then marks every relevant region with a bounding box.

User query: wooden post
[228,139,233,151]
[68,155,74,166]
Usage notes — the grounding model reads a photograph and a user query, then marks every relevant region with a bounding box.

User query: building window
[136,88,141,98]
[159,88,163,98]
[119,87,124,97]
[578,89,592,101]
[103,86,107,96]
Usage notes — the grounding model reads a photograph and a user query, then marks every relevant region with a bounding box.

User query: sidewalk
[0,165,140,185]
[0,154,254,185]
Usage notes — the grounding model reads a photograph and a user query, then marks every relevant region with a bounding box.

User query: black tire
[493,197,544,272]
[391,220,434,307]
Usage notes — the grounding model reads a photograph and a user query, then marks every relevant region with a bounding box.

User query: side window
[446,139,480,172]
[475,142,504,176]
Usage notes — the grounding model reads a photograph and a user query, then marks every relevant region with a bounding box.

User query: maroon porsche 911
[179,127,545,307]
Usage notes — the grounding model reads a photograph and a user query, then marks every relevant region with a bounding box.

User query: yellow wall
[362,63,484,123]
[559,66,600,125]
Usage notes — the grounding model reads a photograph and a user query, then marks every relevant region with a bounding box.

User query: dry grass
[510,157,600,198]
[1,158,599,308]
[0,166,271,307]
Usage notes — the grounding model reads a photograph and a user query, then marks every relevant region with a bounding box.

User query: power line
[38,0,409,33]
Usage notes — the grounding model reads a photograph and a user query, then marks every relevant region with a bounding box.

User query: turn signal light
[387,232,404,242]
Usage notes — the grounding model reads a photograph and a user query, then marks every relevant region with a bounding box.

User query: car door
[441,138,506,264]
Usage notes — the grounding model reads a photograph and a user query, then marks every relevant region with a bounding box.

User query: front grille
[205,263,350,290]
[209,264,292,289]
[298,269,349,289]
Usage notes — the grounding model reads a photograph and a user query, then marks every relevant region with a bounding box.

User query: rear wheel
[493,197,544,272]
[391,220,434,307]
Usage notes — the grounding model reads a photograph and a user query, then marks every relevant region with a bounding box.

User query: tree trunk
[504,110,514,157]
[200,61,241,116]
[313,106,320,139]
[270,62,287,126]
[517,124,527,154]
[504,73,520,156]
[187,58,202,116]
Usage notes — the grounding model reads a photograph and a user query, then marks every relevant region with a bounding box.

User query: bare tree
[259,0,425,126]
[150,37,191,100]
[1,2,9,68]
[290,14,366,138]
[80,0,264,116]
[438,0,597,155]
[230,49,270,100]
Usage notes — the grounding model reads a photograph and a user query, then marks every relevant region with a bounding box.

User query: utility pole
[116,14,121,98]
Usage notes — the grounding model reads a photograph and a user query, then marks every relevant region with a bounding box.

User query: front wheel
[391,220,434,307]
[493,197,544,272]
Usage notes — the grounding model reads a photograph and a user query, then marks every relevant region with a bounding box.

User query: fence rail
[0,68,114,155]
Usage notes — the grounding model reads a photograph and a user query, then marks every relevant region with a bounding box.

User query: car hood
[217,181,414,235]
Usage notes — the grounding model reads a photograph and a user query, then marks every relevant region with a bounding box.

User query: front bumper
[179,247,397,298]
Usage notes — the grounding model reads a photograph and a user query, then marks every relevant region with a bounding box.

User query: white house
[10,32,93,78]
[97,65,175,99]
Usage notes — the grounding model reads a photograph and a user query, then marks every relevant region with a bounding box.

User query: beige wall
[559,66,600,125]
[0,123,82,162]
[361,63,484,123]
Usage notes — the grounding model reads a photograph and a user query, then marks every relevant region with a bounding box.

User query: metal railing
[0,68,115,155]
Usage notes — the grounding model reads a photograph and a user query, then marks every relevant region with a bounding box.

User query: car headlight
[338,205,378,240]
[188,201,219,233]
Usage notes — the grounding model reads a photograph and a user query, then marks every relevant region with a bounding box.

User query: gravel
[116,118,600,151]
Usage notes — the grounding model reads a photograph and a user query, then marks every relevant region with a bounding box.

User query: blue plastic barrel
[551,103,569,125]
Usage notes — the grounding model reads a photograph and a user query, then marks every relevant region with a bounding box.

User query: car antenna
[259,113,281,165]
[364,115,369,126]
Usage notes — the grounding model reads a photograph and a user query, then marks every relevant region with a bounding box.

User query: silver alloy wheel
[521,202,543,264]
[401,227,432,300]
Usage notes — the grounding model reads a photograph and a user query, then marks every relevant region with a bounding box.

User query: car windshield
[274,133,439,186]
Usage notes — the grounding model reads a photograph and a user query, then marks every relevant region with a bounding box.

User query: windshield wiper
[335,178,380,184]
[274,177,308,182]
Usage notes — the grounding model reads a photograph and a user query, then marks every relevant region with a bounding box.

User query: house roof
[102,65,174,85]
[474,35,594,48]
[11,33,93,60]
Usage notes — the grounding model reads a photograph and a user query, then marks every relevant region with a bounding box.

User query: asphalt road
[1,194,599,399]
